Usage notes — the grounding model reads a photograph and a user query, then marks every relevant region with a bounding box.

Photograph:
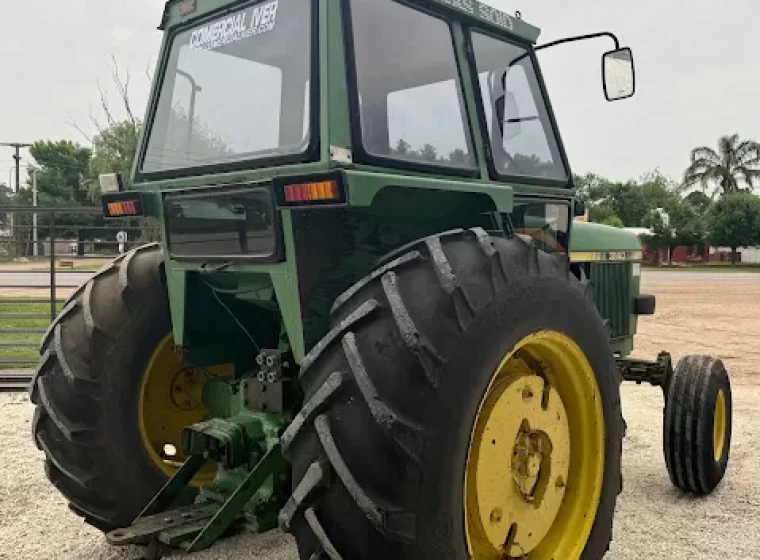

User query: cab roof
[160,0,541,43]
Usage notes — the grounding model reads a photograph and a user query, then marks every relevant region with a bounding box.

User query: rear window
[142,0,313,174]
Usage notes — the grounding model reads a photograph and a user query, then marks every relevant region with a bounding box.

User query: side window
[511,201,570,253]
[472,31,567,181]
[350,0,474,168]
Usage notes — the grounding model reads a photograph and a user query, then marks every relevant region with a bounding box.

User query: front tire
[280,229,623,560]
[664,355,732,494]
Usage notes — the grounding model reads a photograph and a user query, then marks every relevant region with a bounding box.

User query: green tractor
[30,0,733,557]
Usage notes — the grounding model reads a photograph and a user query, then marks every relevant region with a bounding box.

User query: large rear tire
[30,244,184,530]
[280,229,624,560]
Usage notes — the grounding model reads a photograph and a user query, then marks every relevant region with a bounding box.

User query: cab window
[471,31,567,182]
[349,0,475,169]
[511,201,570,253]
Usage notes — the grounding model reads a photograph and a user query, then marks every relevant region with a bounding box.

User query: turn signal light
[284,181,340,203]
[102,193,144,218]
[107,200,141,217]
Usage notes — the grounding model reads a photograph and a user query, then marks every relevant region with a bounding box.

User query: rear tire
[280,229,624,560]
[663,355,732,494]
[30,244,174,530]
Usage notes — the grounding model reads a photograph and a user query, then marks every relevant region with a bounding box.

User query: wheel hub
[138,333,234,483]
[464,331,605,560]
[169,367,206,411]
[511,421,553,503]
[471,374,570,557]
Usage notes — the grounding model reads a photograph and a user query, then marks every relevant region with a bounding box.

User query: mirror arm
[507,32,620,70]
[535,31,620,53]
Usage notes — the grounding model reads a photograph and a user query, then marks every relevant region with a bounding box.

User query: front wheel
[280,229,623,560]
[664,355,732,495]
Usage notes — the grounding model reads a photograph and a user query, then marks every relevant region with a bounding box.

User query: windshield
[472,32,567,182]
[141,0,312,174]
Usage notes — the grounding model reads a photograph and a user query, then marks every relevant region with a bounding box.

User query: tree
[641,197,706,265]
[418,144,438,163]
[588,204,619,225]
[448,148,468,166]
[707,193,760,264]
[26,141,91,205]
[641,209,675,264]
[89,120,141,193]
[15,141,97,255]
[601,215,624,228]
[682,134,760,197]
[0,182,12,229]
[393,139,411,156]
[684,190,711,215]
[577,170,680,227]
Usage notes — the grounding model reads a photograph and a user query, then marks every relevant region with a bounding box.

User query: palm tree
[681,134,760,197]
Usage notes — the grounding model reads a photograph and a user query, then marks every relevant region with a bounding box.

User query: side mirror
[495,92,522,139]
[503,92,521,140]
[602,47,635,101]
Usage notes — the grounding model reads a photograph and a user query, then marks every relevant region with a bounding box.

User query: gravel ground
[1,270,759,560]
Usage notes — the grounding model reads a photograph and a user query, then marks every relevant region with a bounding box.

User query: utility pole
[1,142,32,255]
[1,142,32,194]
[32,169,38,257]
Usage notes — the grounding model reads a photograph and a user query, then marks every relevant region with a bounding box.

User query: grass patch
[0,299,62,369]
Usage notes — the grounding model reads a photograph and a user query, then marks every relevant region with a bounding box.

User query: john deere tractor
[30,0,733,558]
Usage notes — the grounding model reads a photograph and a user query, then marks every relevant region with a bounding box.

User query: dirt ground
[1,271,759,560]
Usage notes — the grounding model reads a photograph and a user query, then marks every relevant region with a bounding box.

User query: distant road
[643,270,760,282]
[0,271,92,289]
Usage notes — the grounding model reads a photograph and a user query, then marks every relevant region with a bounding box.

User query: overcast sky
[1,0,757,186]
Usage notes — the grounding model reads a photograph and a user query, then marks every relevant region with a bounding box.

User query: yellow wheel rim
[138,333,233,484]
[464,331,605,559]
[713,390,727,462]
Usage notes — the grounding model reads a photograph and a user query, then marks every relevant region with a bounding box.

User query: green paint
[570,222,643,253]
[344,170,513,212]
[164,263,187,347]
[186,444,286,552]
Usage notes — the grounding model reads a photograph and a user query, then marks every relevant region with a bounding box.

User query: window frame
[343,0,479,177]
[135,0,321,182]
[465,26,573,188]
